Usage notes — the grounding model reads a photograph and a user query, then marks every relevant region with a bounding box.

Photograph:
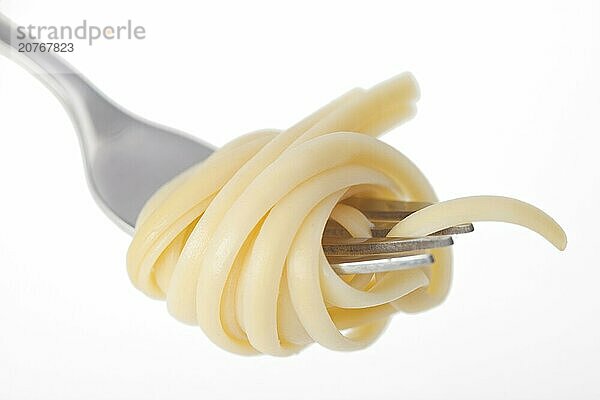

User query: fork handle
[0,12,121,149]
[0,13,94,103]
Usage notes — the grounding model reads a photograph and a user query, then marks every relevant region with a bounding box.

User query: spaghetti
[127,74,566,356]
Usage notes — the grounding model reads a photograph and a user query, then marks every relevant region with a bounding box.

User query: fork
[0,13,472,274]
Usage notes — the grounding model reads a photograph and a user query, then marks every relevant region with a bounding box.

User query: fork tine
[331,253,434,275]
[340,198,432,221]
[323,220,474,238]
[323,235,453,258]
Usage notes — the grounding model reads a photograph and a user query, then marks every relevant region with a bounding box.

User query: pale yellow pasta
[127,73,566,356]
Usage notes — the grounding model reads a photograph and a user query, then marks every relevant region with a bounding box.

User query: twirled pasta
[127,73,566,356]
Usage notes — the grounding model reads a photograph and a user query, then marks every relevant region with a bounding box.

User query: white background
[1,0,599,399]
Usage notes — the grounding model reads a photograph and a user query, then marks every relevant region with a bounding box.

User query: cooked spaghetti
[127,74,566,356]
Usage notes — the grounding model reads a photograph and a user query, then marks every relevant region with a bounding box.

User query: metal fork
[0,13,472,274]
